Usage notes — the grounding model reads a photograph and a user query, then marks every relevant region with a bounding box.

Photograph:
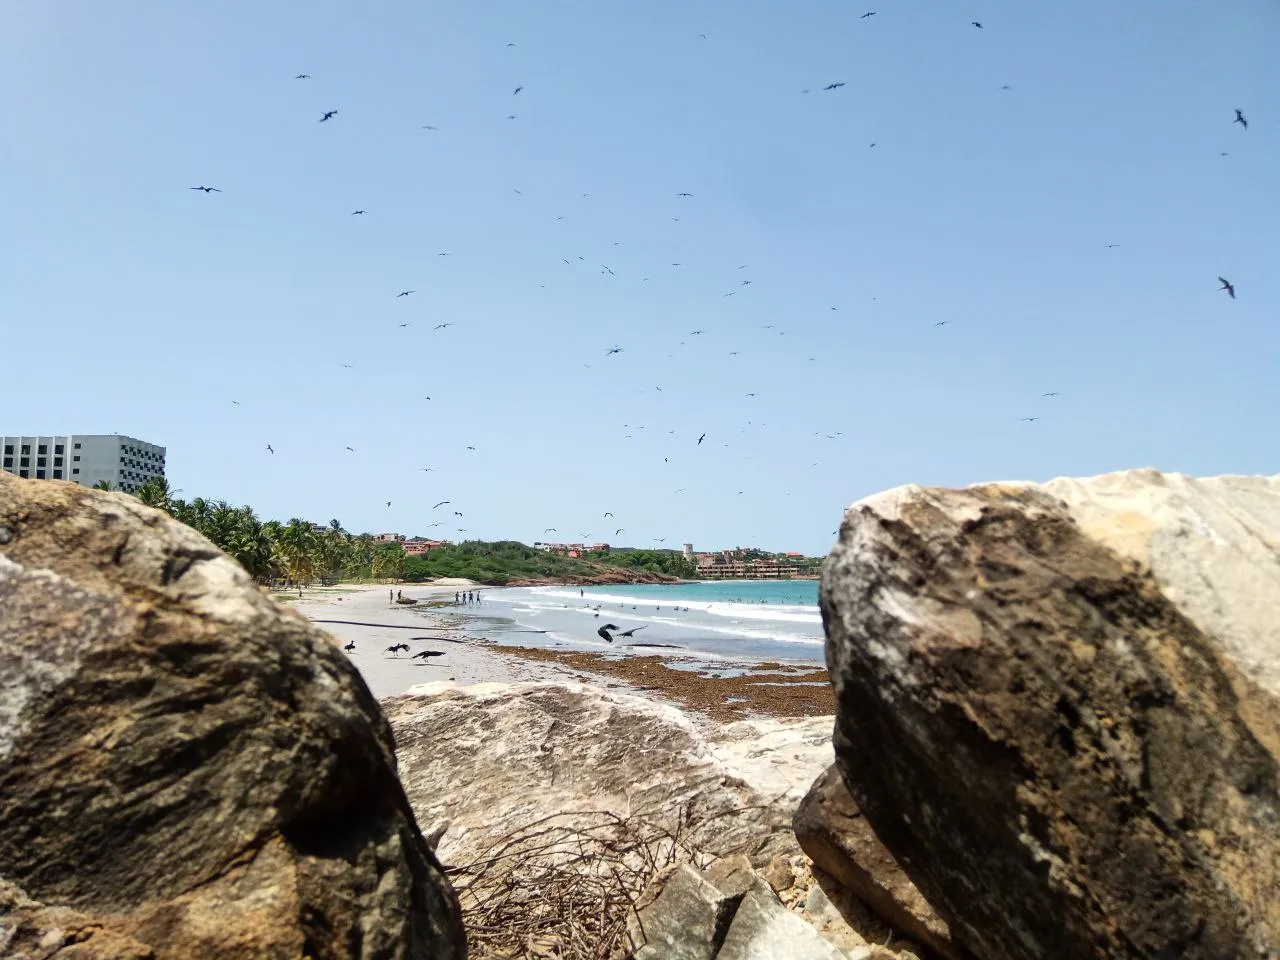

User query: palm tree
[372,542,406,580]
[275,518,321,591]
[92,480,116,491]
[136,476,177,512]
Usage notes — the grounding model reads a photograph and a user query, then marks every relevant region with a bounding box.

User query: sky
[2,1,1276,555]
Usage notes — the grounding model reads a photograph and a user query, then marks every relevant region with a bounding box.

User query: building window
[2,458,10,469]
[37,457,46,467]
[38,445,47,454]
[35,470,45,479]
[72,468,79,475]
[53,457,62,467]
[73,455,80,462]
[19,470,29,478]
[74,442,81,449]
[21,445,30,455]
[2,445,11,455]
[53,470,63,479]
[19,457,29,467]
[55,444,64,454]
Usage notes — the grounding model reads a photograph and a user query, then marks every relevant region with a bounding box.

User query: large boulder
[0,475,466,959]
[821,470,1280,960]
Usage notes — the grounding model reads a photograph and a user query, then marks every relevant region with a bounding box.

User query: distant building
[371,532,405,543]
[694,551,807,580]
[683,543,694,558]
[534,541,609,558]
[403,538,450,556]
[1,433,165,494]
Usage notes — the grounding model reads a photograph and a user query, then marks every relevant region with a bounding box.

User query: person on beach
[397,589,402,601]
[389,589,393,605]
[455,591,460,603]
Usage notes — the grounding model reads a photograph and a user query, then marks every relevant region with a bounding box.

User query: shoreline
[291,582,835,722]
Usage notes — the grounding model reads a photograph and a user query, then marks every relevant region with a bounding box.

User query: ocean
[439,580,825,666]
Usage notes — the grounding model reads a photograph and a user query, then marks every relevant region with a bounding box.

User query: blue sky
[3,1,1276,554]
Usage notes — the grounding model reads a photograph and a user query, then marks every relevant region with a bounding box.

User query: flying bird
[513,86,523,95]
[544,527,557,533]
[398,323,410,328]
[396,290,415,297]
[190,186,221,193]
[823,82,846,91]
[295,74,310,79]
[386,501,392,507]
[1234,109,1247,129]
[433,323,453,330]
[606,346,623,356]
[971,21,983,28]
[231,400,240,405]
[421,125,438,130]
[1218,276,1235,299]
[384,643,410,657]
[466,446,476,451]
[506,115,518,120]
[860,11,877,18]
[677,192,694,197]
[697,433,706,445]
[1042,392,1060,397]
[345,446,355,452]
[615,528,625,535]
[433,501,451,509]
[1105,243,1120,248]
[604,512,614,518]
[411,650,445,660]
[319,110,337,122]
[420,467,434,472]
[618,626,647,638]
[1020,417,1040,422]
[934,321,949,327]
[437,252,452,256]
[597,624,619,643]
[266,444,274,454]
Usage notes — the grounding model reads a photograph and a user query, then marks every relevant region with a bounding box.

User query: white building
[1,434,166,494]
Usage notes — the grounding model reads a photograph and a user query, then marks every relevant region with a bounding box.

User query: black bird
[266,444,275,454]
[411,650,445,660]
[697,433,706,445]
[421,125,438,130]
[604,512,614,518]
[615,528,625,535]
[606,346,623,356]
[1219,276,1236,299]
[386,500,392,507]
[971,21,983,28]
[618,626,647,638]
[544,527,557,532]
[190,185,221,193]
[677,192,694,197]
[1042,391,1060,397]
[438,251,452,256]
[231,400,240,405]
[433,501,451,509]
[513,86,523,95]
[398,323,410,328]
[434,323,453,330]
[1105,243,1119,248]
[466,445,476,451]
[506,115,518,120]
[1234,109,1247,129]
[295,73,310,79]
[351,210,366,215]
[1020,417,1040,422]
[345,446,355,452]
[396,290,414,297]
[597,624,619,643]
[320,110,337,122]
[823,82,846,91]
[343,641,355,652]
[860,11,877,18]
[934,321,949,327]
[384,643,410,657]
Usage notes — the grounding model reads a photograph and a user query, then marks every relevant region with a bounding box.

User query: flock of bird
[186,12,1249,548]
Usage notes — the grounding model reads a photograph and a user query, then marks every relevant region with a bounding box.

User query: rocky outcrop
[0,475,465,959]
[795,766,963,960]
[822,470,1280,960]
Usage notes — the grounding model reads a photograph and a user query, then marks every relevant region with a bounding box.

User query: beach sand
[292,582,835,720]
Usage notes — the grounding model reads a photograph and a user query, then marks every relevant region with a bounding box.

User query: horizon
[3,1,1276,556]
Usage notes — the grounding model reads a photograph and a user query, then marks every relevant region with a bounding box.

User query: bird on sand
[351,209,366,215]
[295,73,310,79]
[343,641,355,652]
[411,650,445,660]
[319,110,337,122]
[190,185,221,193]
[618,626,647,639]
[1219,276,1236,299]
[433,501,451,509]
[1234,109,1248,129]
[266,444,275,454]
[384,643,410,657]
[823,82,846,91]
[597,624,619,643]
[697,433,706,445]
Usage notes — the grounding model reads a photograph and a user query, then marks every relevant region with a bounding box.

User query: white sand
[291,583,599,698]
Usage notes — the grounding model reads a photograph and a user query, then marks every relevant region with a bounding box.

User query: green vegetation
[128,477,692,587]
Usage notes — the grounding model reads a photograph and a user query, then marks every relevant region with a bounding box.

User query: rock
[0,475,465,959]
[717,888,861,960]
[631,863,740,960]
[761,854,796,892]
[803,881,875,955]
[822,471,1280,960]
[795,765,962,960]
[702,855,761,900]
[385,681,834,869]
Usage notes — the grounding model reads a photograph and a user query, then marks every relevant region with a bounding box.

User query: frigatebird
[320,110,337,122]
[1219,276,1236,299]
[1234,109,1248,129]
[190,186,221,193]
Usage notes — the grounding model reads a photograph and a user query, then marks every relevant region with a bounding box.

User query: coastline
[292,582,835,721]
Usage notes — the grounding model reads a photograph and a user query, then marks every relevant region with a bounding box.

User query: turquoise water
[471,579,825,664]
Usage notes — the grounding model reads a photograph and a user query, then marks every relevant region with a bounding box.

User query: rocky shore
[3,468,1278,959]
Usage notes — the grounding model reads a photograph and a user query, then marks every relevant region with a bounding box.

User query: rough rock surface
[0,475,465,960]
[385,680,834,868]
[716,888,859,960]
[632,864,739,960]
[822,471,1280,960]
[795,765,963,960]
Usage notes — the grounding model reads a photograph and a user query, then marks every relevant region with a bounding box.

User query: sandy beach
[292,582,834,720]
